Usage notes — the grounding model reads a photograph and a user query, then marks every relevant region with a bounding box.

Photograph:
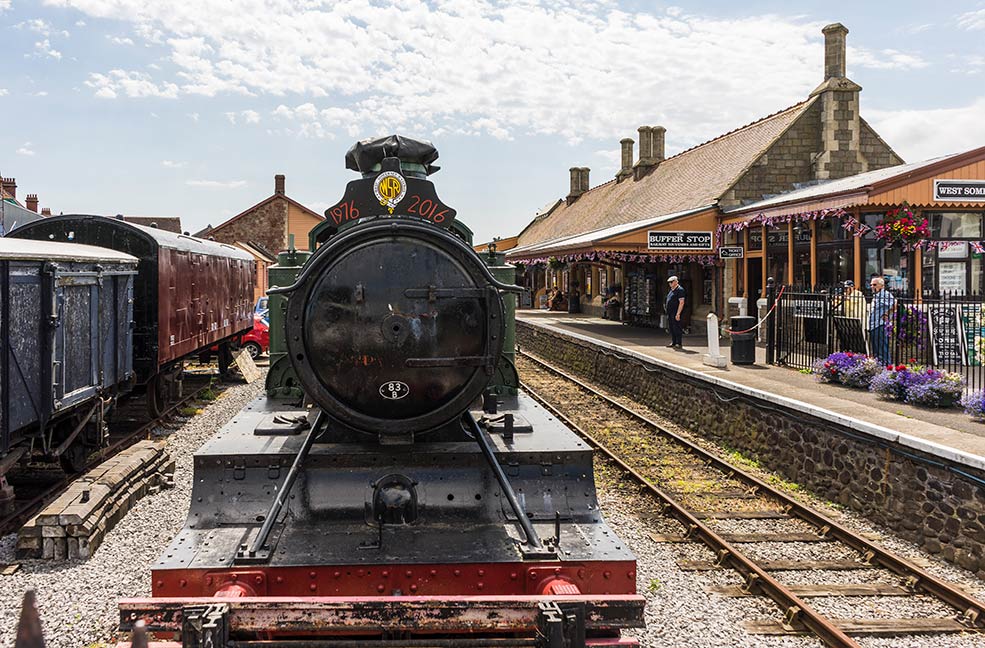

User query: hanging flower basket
[874,202,930,246]
[547,257,568,271]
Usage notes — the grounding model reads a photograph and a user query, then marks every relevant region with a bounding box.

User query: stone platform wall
[518,321,985,579]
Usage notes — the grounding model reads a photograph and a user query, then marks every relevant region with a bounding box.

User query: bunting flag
[512,250,721,267]
[972,242,985,254]
[717,207,849,235]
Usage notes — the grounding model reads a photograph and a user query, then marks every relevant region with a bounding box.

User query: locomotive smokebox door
[285,220,505,441]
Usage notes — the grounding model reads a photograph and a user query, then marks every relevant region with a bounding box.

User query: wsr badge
[373,171,407,214]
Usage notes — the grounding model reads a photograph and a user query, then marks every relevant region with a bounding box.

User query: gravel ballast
[0,376,266,648]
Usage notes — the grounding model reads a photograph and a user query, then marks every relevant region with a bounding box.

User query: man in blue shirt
[868,277,896,364]
[665,276,686,349]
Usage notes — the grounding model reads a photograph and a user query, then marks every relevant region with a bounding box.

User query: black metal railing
[766,282,985,392]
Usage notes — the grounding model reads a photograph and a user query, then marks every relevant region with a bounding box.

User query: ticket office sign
[647,231,713,250]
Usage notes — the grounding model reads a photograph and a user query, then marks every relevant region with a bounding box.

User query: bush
[812,352,883,388]
[962,391,985,420]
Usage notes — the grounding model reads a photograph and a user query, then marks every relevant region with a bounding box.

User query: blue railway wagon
[0,238,137,481]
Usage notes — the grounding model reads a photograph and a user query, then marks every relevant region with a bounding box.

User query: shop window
[816,217,850,242]
[817,247,853,287]
[922,248,937,293]
[862,213,882,239]
[702,267,713,305]
[748,229,762,250]
[930,212,984,239]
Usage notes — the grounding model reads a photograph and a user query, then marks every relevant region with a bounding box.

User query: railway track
[0,373,216,538]
[517,349,985,648]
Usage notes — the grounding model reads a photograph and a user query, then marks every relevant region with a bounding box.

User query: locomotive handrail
[267,218,523,297]
[463,411,547,554]
[243,411,324,561]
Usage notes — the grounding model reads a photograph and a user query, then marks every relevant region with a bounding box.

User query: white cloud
[161,159,185,168]
[45,1,848,143]
[85,69,178,98]
[958,9,985,30]
[850,47,927,71]
[107,35,134,45]
[241,109,260,124]
[0,88,8,96]
[33,90,49,97]
[34,39,62,60]
[0,0,11,11]
[75,19,86,27]
[186,179,247,189]
[187,112,199,122]
[224,111,237,124]
[867,97,985,161]
[17,142,36,156]
[17,19,69,38]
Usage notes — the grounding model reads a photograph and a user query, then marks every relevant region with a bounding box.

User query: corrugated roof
[725,152,964,214]
[517,99,815,249]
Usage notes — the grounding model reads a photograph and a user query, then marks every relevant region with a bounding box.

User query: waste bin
[730,315,757,365]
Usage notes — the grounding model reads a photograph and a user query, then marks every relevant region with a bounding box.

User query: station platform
[517,310,985,471]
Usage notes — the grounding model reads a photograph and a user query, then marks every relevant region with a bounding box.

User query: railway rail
[517,349,985,648]
[0,373,216,538]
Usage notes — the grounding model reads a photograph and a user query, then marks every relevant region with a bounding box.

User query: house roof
[1,200,42,235]
[235,240,278,263]
[724,145,985,217]
[211,192,324,235]
[122,216,183,234]
[517,99,815,250]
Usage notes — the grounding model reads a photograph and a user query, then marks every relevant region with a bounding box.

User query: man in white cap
[665,275,686,349]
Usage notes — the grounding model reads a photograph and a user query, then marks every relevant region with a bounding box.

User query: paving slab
[518,310,985,468]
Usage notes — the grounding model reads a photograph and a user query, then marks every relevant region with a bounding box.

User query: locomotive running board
[118,595,644,646]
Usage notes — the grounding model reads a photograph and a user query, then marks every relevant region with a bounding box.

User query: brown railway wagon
[10,215,254,390]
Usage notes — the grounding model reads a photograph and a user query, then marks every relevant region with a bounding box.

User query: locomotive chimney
[617,138,634,182]
[1,176,15,200]
[274,174,286,195]
[25,194,38,213]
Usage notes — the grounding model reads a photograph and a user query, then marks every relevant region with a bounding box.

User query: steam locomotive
[119,136,645,647]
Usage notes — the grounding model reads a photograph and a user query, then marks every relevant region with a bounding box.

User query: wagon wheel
[58,442,87,474]
[147,373,170,419]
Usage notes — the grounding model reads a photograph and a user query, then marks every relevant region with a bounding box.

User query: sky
[2,0,985,245]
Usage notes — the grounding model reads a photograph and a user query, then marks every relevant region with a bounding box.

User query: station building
[505,23,904,331]
[720,147,985,299]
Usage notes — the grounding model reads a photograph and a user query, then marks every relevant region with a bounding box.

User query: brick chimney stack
[651,126,666,163]
[1,176,16,200]
[822,23,848,80]
[579,167,590,194]
[567,167,582,203]
[634,126,664,180]
[274,174,286,195]
[811,23,865,180]
[25,194,38,213]
[617,138,634,182]
[41,207,52,216]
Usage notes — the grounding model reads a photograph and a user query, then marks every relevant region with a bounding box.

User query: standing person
[665,275,686,349]
[838,280,867,321]
[868,277,896,364]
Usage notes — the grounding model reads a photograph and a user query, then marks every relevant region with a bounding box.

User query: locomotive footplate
[119,594,644,647]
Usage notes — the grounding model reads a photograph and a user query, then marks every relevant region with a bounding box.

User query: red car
[208,313,268,360]
[240,313,269,359]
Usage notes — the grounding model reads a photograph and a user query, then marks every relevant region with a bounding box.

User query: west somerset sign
[647,231,713,250]
[934,179,985,202]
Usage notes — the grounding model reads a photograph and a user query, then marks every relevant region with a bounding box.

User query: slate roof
[724,150,972,215]
[516,99,815,250]
[1,199,41,235]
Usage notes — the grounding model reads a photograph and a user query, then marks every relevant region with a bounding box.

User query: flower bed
[870,364,964,407]
[812,352,882,388]
[812,353,965,411]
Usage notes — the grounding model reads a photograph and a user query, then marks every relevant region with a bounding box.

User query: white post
[703,313,728,368]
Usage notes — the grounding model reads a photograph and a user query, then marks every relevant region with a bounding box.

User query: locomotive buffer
[119,136,644,647]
